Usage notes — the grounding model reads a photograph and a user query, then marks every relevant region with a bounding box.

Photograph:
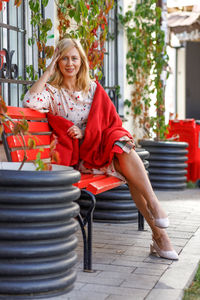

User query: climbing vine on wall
[27,0,114,79]
[56,0,114,78]
[119,0,169,141]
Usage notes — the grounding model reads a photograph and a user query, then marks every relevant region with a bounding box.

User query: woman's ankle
[149,201,168,220]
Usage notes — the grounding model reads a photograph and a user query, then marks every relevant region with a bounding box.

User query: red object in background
[0,50,5,70]
[0,0,9,11]
[167,119,200,182]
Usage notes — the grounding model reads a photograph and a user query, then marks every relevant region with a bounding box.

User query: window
[0,1,121,113]
[0,1,41,106]
[102,0,120,113]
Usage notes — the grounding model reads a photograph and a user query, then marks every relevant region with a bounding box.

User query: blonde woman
[23,38,178,260]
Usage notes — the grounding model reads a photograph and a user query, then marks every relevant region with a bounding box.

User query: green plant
[28,0,54,71]
[56,0,114,79]
[183,263,200,299]
[19,0,114,93]
[119,0,169,141]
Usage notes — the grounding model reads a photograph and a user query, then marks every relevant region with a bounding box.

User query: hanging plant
[2,0,114,99]
[56,0,114,79]
[119,0,169,142]
[28,0,54,71]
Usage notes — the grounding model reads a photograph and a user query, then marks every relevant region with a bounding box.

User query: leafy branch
[119,0,169,141]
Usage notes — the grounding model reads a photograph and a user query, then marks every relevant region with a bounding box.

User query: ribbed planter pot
[0,162,80,299]
[139,140,188,190]
[78,148,149,223]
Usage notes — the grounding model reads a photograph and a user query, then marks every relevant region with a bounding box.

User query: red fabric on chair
[47,82,133,169]
[79,81,133,169]
[47,113,79,166]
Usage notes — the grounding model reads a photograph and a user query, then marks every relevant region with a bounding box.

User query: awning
[168,11,200,33]
[168,11,200,41]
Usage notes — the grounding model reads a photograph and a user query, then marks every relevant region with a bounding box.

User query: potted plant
[0,98,81,298]
[119,0,188,190]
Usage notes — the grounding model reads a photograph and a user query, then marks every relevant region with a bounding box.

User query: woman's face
[58,46,82,80]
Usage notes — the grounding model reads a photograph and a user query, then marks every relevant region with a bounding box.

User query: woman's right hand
[45,48,60,78]
[28,48,60,94]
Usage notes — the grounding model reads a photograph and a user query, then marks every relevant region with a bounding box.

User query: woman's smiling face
[58,47,82,79]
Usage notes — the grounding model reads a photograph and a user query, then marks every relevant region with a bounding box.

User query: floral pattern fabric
[23,81,133,181]
[23,81,96,135]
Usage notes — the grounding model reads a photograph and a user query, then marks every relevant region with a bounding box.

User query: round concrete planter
[78,148,149,223]
[139,140,188,190]
[0,162,80,299]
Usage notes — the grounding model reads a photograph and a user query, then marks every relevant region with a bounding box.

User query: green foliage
[183,263,200,299]
[57,0,114,79]
[119,0,169,140]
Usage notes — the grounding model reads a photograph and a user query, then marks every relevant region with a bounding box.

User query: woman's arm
[29,49,60,94]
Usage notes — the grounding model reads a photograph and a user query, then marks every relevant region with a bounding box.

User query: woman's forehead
[61,47,80,57]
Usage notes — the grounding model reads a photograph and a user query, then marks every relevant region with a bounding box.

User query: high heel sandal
[154,217,169,229]
[150,239,179,260]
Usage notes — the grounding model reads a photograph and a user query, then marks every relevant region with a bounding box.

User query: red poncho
[48,82,133,168]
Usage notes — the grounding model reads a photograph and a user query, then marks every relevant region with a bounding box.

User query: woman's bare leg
[114,150,174,251]
[114,150,167,220]
[128,185,173,251]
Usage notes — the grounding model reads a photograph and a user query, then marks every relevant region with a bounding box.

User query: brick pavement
[50,188,200,300]
[1,145,200,300]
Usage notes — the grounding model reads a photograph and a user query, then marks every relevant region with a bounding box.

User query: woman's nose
[66,58,72,65]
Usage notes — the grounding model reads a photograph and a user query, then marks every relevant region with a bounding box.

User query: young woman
[23,38,178,260]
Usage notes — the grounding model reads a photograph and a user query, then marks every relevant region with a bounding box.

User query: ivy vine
[119,0,169,141]
[56,0,114,79]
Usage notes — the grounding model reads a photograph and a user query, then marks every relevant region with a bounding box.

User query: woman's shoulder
[45,83,59,93]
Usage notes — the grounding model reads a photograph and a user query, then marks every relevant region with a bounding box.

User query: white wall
[119,0,137,135]
[165,46,176,123]
[177,47,186,119]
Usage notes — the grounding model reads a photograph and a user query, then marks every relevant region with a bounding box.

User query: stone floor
[47,188,200,300]
[1,145,200,300]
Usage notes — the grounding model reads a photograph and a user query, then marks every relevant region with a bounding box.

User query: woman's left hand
[67,125,83,139]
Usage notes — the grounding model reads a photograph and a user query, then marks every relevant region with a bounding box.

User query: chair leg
[138,211,144,231]
[76,189,96,272]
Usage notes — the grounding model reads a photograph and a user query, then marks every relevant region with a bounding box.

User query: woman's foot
[151,233,179,260]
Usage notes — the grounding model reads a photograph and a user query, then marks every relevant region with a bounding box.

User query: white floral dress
[23,81,133,181]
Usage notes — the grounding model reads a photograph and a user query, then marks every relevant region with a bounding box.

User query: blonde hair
[49,38,91,93]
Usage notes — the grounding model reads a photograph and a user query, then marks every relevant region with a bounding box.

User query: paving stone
[95,271,132,280]
[106,295,141,300]
[66,290,109,300]
[44,189,200,300]
[81,283,149,298]
[77,272,124,286]
[146,288,183,300]
[93,247,126,255]
[120,273,158,289]
[133,267,166,276]
[91,263,134,273]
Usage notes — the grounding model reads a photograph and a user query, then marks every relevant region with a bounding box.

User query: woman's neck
[62,78,77,92]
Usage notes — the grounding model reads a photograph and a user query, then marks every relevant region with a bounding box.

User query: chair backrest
[2,106,51,162]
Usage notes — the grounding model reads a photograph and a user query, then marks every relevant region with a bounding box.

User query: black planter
[78,148,149,223]
[0,162,80,299]
[139,140,188,190]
